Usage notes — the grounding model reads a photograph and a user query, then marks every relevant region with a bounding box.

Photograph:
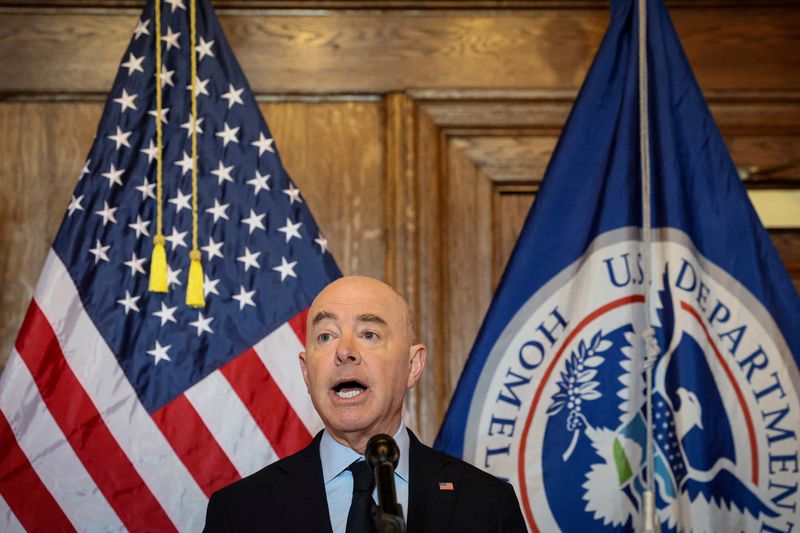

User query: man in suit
[204,276,527,532]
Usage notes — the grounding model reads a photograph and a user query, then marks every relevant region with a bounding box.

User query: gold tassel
[149,235,168,293]
[186,249,205,307]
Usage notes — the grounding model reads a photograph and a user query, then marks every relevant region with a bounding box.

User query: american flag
[0,0,340,530]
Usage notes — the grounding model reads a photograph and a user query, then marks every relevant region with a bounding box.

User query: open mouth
[332,380,368,399]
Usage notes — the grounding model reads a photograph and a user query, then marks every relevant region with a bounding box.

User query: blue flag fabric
[56,0,340,413]
[435,0,800,531]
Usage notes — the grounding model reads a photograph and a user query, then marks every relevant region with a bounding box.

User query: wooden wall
[1,0,799,444]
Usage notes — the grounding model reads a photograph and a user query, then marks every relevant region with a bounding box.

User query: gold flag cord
[148,0,168,293]
[186,0,205,307]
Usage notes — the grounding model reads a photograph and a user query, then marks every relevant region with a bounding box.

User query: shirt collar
[320,422,410,484]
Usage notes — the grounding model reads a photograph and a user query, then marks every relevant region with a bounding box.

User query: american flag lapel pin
[439,482,454,491]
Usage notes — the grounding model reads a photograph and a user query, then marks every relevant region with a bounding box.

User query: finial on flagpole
[642,490,660,533]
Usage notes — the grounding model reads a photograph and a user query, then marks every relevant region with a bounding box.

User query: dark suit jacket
[204,430,527,532]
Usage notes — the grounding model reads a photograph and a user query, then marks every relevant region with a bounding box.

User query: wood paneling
[453,136,557,182]
[444,140,495,394]
[729,136,800,185]
[2,8,800,95]
[494,187,536,285]
[771,230,800,293]
[403,96,445,438]
[0,100,384,371]
[259,101,385,279]
[0,103,101,366]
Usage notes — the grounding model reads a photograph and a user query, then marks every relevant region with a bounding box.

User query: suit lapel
[269,430,461,532]
[270,432,333,533]
[406,430,458,533]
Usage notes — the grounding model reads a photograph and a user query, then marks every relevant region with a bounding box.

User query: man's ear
[299,351,310,391]
[406,344,427,389]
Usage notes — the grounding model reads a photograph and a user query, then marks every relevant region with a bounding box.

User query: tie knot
[348,460,374,493]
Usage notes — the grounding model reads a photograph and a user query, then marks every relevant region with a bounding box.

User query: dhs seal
[463,228,800,532]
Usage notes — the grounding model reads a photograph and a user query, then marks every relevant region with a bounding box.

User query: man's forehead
[310,294,394,322]
[308,277,407,327]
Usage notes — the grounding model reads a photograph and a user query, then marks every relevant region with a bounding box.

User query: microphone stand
[366,434,406,533]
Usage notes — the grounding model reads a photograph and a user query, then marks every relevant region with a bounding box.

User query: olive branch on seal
[546,330,612,461]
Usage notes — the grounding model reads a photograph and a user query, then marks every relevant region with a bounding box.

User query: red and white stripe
[184,370,279,478]
[0,496,25,533]
[0,493,25,533]
[0,250,321,531]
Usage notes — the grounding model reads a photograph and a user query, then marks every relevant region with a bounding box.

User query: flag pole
[638,0,661,531]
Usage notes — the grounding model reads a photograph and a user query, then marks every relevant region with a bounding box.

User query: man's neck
[327,420,403,454]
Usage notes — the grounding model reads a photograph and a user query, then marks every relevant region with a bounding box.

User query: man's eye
[318,333,332,342]
[362,331,378,340]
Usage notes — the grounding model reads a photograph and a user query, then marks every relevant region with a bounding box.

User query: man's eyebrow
[311,311,336,326]
[356,313,388,326]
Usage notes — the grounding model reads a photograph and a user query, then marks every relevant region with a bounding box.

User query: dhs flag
[0,0,339,530]
[435,0,800,532]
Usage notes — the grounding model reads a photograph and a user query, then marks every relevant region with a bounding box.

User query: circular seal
[463,228,799,532]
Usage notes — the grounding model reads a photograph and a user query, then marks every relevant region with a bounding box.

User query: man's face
[299,277,426,447]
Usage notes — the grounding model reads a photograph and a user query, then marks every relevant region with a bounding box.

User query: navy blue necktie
[345,460,376,533]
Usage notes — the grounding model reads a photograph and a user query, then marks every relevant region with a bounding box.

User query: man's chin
[325,415,374,437]
[321,405,386,440]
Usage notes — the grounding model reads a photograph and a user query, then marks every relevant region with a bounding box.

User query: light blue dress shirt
[320,423,410,533]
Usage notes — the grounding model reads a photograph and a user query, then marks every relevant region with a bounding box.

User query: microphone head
[366,433,400,469]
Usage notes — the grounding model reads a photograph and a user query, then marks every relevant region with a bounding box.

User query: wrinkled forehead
[308,278,408,331]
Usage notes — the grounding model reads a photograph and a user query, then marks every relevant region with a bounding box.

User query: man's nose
[334,334,361,365]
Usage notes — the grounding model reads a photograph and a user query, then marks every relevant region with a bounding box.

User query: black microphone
[366,434,405,533]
